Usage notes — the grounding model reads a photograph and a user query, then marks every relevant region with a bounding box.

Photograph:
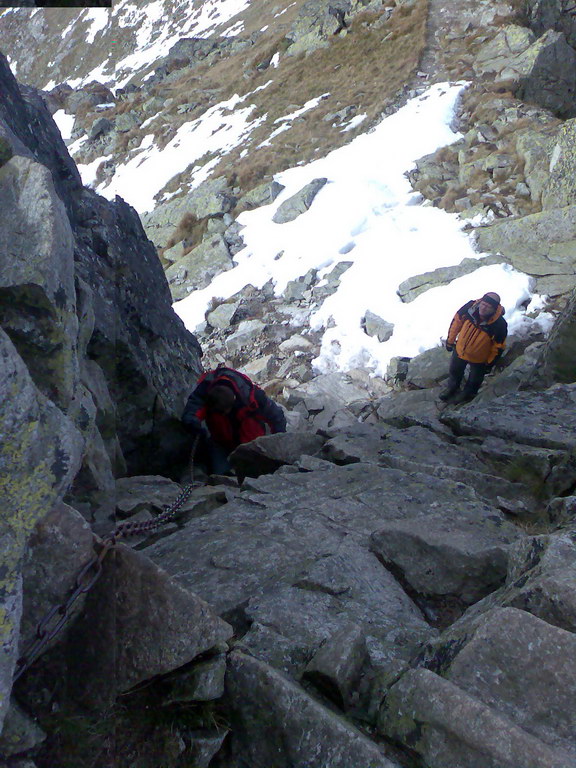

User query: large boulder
[141,176,236,248]
[428,525,576,638]
[445,607,576,757]
[541,118,576,208]
[0,54,81,211]
[474,205,576,298]
[404,346,449,389]
[531,287,576,385]
[474,25,536,77]
[65,543,233,710]
[272,178,328,223]
[362,310,394,342]
[441,383,576,451]
[0,154,78,411]
[65,81,115,115]
[528,0,576,49]
[165,233,232,299]
[238,179,285,209]
[515,124,558,205]
[375,388,452,436]
[474,27,576,118]
[396,255,503,303]
[0,330,83,730]
[370,510,520,605]
[19,502,94,652]
[379,666,572,768]
[229,431,326,478]
[516,29,576,117]
[225,651,401,767]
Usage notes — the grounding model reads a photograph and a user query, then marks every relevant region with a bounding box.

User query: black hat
[480,294,499,309]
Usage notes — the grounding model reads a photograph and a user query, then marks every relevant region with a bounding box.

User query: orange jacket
[447,299,507,364]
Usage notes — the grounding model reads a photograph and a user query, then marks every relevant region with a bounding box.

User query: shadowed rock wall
[0,50,203,732]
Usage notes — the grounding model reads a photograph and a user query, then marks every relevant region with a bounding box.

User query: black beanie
[480,294,499,309]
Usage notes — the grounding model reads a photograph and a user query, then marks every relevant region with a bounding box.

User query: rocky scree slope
[0,0,431,283]
[186,0,576,402]
[1,3,576,768]
[5,0,574,403]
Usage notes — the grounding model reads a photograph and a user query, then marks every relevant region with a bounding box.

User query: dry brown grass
[82,0,427,205]
[111,126,142,154]
[204,0,429,192]
[438,183,467,211]
[435,144,461,164]
[493,0,532,27]
[164,212,208,251]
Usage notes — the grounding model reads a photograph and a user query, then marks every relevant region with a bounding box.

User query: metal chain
[13,437,200,683]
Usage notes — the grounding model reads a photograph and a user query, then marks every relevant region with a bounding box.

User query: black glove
[445,342,454,352]
[487,351,504,373]
[184,418,209,441]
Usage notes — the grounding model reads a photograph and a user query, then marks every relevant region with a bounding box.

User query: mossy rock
[542,118,576,209]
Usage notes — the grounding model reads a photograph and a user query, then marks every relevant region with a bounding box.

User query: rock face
[225,651,401,767]
[528,0,576,48]
[0,51,202,481]
[272,177,329,223]
[66,544,233,709]
[2,0,576,764]
[0,49,202,734]
[0,330,83,728]
[532,287,576,384]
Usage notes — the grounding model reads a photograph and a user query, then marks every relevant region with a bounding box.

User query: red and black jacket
[182,367,287,453]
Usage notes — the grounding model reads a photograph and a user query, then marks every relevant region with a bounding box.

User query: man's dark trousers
[446,351,487,398]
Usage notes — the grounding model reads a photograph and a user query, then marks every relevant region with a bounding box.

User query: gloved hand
[445,342,454,352]
[487,352,504,373]
[184,418,209,441]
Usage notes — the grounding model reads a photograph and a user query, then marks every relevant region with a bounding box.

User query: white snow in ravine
[53,110,75,141]
[170,82,554,377]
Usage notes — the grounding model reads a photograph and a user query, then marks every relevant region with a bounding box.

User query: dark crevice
[372,551,468,630]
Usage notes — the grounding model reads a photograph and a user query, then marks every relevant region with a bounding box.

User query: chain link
[13,438,201,683]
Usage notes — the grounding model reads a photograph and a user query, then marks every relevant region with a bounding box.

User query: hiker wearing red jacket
[182,366,287,474]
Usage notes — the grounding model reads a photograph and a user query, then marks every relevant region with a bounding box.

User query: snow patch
[258,94,330,148]
[342,114,367,132]
[84,8,109,44]
[53,110,75,141]
[96,94,266,212]
[174,83,550,376]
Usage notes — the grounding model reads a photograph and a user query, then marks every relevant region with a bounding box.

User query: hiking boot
[451,391,475,405]
[439,388,457,402]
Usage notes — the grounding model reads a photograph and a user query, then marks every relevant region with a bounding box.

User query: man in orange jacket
[439,292,508,404]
